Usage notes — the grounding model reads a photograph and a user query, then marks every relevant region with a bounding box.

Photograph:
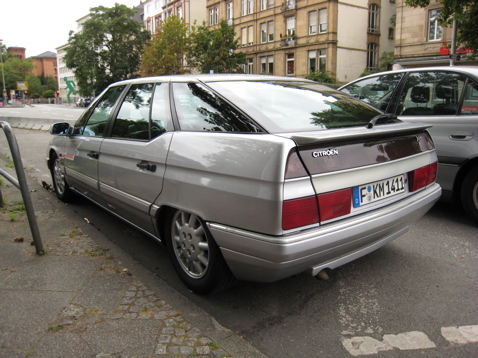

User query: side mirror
[50,122,71,135]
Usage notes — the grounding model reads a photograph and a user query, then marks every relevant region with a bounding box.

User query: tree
[139,16,190,76]
[405,0,478,56]
[188,20,246,73]
[26,75,43,98]
[64,4,150,97]
[1,54,35,92]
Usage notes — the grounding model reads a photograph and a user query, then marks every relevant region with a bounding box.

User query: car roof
[340,66,478,88]
[111,74,315,86]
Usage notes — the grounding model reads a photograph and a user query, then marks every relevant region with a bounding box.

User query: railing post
[0,121,44,254]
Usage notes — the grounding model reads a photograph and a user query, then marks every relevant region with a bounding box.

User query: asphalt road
[1,115,477,357]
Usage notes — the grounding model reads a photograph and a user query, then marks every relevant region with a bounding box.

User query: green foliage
[0,50,35,92]
[43,90,55,98]
[64,4,150,97]
[188,20,246,73]
[140,16,190,76]
[405,0,478,56]
[24,75,58,98]
[379,51,395,71]
[306,70,337,84]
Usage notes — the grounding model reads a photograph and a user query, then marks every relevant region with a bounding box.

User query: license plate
[353,174,406,207]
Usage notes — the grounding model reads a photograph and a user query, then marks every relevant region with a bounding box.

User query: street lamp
[0,39,6,105]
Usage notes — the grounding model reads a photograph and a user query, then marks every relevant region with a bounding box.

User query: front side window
[368,4,379,33]
[172,82,262,132]
[428,9,442,41]
[340,73,404,111]
[398,71,467,116]
[77,86,126,136]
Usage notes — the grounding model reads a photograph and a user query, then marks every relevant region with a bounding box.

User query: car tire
[51,153,73,202]
[164,209,236,294]
[461,166,478,223]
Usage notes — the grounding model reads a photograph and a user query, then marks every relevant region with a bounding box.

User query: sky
[1,0,141,58]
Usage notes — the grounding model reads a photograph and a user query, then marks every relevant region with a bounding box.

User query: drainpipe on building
[450,20,457,66]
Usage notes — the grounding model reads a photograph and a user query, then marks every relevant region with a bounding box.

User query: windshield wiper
[367,113,398,129]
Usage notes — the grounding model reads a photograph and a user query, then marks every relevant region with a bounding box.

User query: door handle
[137,161,156,172]
[450,131,474,141]
[87,151,99,159]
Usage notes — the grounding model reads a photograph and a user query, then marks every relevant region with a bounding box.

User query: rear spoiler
[276,122,432,147]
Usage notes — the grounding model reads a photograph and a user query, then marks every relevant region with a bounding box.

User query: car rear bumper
[208,183,441,282]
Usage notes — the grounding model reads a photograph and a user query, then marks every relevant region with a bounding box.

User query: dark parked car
[47,74,441,293]
[339,67,478,222]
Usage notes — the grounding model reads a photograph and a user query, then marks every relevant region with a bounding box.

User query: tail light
[317,189,352,222]
[282,197,319,230]
[408,162,438,192]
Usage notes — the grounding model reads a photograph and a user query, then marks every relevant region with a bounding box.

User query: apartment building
[143,0,207,34]
[30,51,58,81]
[394,0,477,68]
[206,0,396,82]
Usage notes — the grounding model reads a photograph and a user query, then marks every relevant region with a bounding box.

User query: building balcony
[280,36,296,47]
[281,1,296,13]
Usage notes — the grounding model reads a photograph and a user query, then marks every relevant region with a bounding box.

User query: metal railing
[0,121,44,254]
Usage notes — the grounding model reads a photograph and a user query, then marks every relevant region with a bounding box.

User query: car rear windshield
[206,80,381,133]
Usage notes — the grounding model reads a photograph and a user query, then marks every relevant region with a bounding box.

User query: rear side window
[340,73,404,111]
[207,81,381,133]
[172,82,263,133]
[398,71,467,116]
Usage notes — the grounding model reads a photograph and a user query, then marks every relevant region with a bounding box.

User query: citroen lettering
[312,149,339,158]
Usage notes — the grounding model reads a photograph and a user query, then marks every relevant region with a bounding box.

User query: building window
[367,43,378,72]
[249,0,254,13]
[319,8,327,33]
[308,49,326,73]
[369,4,379,33]
[261,0,274,10]
[248,25,254,45]
[178,6,183,19]
[428,9,442,41]
[241,0,253,15]
[241,27,247,46]
[260,21,274,42]
[388,27,394,39]
[261,23,267,43]
[309,11,317,35]
[247,58,254,74]
[286,53,294,75]
[227,2,233,20]
[242,0,247,15]
[286,16,295,36]
[268,21,274,41]
[260,56,274,74]
[209,8,219,25]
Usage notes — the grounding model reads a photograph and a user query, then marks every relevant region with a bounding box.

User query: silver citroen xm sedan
[47,74,441,293]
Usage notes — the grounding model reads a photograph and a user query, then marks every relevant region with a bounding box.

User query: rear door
[393,70,478,191]
[98,82,174,235]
